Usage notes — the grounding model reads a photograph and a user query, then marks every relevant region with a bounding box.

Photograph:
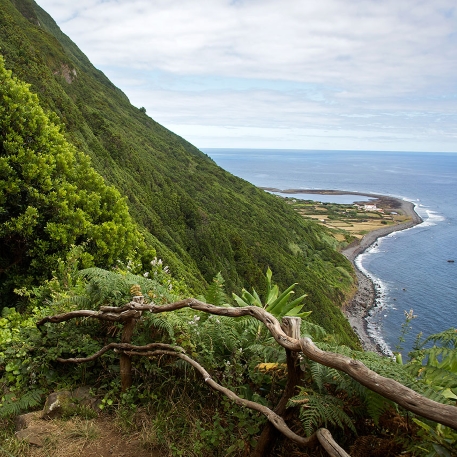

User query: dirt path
[9,412,161,457]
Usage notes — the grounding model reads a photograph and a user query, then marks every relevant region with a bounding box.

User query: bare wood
[281,316,301,340]
[151,300,457,430]
[36,308,141,327]
[298,338,457,430]
[56,342,185,363]
[125,347,318,449]
[316,428,351,457]
[57,338,343,455]
[120,315,137,391]
[252,316,304,456]
[38,297,457,430]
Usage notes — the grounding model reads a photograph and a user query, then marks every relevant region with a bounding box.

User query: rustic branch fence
[37,297,457,456]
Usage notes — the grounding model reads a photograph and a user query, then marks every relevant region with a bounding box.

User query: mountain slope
[0,0,358,345]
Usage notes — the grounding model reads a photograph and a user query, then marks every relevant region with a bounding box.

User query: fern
[79,267,128,306]
[421,328,457,349]
[300,320,327,341]
[198,272,229,307]
[78,267,176,308]
[141,312,175,341]
[289,388,357,437]
[309,361,344,394]
[310,343,448,423]
[407,328,457,400]
[52,294,92,310]
[0,389,44,418]
[364,389,394,424]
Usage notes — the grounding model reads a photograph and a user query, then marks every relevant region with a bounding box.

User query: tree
[0,56,145,306]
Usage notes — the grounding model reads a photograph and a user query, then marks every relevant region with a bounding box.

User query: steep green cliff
[0,0,358,345]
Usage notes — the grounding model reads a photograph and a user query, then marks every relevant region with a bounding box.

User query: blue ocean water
[203,149,457,355]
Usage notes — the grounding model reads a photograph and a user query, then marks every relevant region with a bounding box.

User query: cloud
[35,0,457,151]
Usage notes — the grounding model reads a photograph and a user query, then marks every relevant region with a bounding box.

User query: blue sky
[35,0,457,152]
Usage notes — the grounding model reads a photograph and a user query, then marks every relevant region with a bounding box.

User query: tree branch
[124,347,319,449]
[298,337,457,431]
[38,297,457,430]
[36,308,142,327]
[56,342,184,363]
[316,428,351,457]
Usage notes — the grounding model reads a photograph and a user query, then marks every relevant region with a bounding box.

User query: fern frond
[198,272,229,306]
[309,361,345,393]
[142,313,175,340]
[0,389,44,418]
[246,342,285,364]
[421,328,457,349]
[78,267,176,308]
[364,389,393,424]
[300,320,327,340]
[289,388,356,437]
[52,295,92,310]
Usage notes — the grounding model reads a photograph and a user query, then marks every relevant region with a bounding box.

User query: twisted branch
[55,342,184,363]
[124,346,349,456]
[37,297,457,430]
[124,347,318,448]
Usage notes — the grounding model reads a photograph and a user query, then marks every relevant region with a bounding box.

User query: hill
[0,0,357,344]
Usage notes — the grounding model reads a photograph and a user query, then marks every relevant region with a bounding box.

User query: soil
[12,412,162,457]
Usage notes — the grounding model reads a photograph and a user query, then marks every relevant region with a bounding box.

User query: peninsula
[262,188,423,354]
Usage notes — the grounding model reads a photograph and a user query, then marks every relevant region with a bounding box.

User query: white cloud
[35,0,457,151]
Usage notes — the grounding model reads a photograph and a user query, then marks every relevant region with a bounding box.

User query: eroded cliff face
[53,64,77,84]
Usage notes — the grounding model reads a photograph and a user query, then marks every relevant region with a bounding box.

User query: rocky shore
[340,197,422,355]
[265,188,424,355]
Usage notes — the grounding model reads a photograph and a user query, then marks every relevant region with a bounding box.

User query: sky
[35,0,457,152]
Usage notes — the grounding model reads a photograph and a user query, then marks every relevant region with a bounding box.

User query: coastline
[267,188,423,355]
[343,198,422,354]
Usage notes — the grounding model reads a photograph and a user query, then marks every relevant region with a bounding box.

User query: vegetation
[1,265,456,456]
[1,2,456,456]
[0,56,148,302]
[0,0,358,345]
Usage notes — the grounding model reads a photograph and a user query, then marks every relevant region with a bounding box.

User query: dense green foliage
[1,264,455,456]
[0,57,148,301]
[0,0,358,344]
[1,4,456,456]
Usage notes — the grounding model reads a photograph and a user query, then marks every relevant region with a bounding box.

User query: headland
[340,197,422,354]
[263,188,423,355]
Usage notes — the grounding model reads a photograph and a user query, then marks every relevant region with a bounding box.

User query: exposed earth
[4,410,162,457]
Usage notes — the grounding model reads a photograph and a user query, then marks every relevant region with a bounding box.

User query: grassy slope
[0,0,359,346]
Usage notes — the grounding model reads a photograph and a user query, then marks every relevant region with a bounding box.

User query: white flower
[143,272,149,277]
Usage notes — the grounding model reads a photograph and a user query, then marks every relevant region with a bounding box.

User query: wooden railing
[37,297,457,456]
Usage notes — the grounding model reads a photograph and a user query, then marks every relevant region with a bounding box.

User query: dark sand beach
[341,198,422,354]
[268,189,423,354]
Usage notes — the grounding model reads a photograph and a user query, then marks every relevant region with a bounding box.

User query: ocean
[203,149,457,355]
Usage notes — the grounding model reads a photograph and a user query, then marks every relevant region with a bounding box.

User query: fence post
[119,295,143,391]
[252,316,303,456]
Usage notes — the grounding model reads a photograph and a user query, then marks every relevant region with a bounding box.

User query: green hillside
[0,0,358,345]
